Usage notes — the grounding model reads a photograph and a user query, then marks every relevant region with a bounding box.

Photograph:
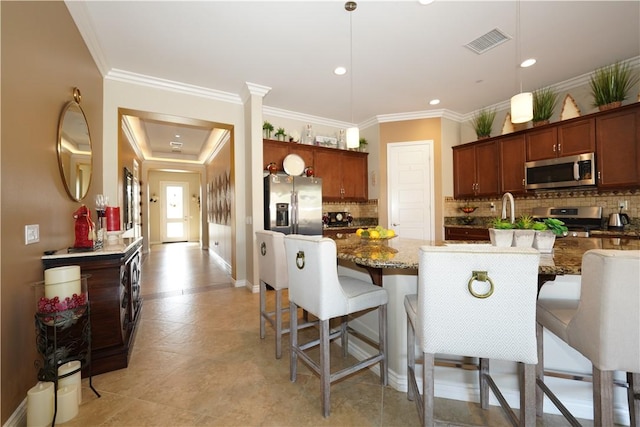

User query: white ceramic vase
[513,229,535,247]
[533,230,556,253]
[489,228,514,247]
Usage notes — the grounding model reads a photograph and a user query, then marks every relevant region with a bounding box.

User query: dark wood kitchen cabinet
[526,118,595,161]
[453,139,500,198]
[499,134,527,194]
[445,226,490,241]
[264,139,368,201]
[314,149,368,201]
[42,238,143,375]
[596,107,640,188]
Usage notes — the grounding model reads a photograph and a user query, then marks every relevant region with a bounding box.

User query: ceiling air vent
[169,141,183,152]
[465,28,511,54]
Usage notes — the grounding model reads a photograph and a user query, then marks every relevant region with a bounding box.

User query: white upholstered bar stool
[284,234,388,417]
[256,230,314,359]
[406,246,540,427]
[536,249,640,426]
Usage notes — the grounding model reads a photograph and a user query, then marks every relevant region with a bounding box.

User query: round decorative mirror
[57,88,93,202]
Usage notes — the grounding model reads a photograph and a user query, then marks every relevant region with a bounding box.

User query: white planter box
[533,230,556,253]
[489,228,514,247]
[512,229,535,247]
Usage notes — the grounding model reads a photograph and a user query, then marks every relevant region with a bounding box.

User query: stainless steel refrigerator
[264,174,323,235]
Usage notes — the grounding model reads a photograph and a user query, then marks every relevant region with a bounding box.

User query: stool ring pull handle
[467,270,494,299]
[260,242,266,256]
[296,251,305,269]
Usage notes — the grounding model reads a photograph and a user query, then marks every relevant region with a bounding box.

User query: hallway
[62,242,594,426]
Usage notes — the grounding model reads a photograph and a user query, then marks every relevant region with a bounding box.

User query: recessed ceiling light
[429,99,440,105]
[175,134,180,138]
[419,0,435,4]
[520,58,536,68]
[334,66,347,76]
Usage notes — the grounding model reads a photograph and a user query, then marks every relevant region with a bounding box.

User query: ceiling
[66,1,640,164]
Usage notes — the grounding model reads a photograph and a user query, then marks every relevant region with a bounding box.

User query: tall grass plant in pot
[532,87,558,126]
[589,61,639,111]
[471,108,496,139]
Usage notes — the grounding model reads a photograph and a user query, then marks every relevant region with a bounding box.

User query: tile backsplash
[445,189,640,223]
[323,200,378,222]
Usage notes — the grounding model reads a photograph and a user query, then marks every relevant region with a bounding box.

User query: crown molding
[65,1,110,76]
[263,106,354,129]
[105,69,243,105]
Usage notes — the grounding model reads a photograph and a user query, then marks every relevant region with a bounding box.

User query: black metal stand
[34,303,100,426]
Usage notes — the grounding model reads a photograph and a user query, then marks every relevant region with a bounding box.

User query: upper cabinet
[498,134,527,195]
[453,139,500,198]
[525,117,595,161]
[595,107,640,188]
[263,139,368,201]
[453,103,639,198]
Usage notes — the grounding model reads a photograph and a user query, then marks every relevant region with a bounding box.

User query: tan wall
[379,118,444,240]
[206,139,233,267]
[0,2,103,422]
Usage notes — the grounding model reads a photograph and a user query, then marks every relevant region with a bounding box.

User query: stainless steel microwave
[525,153,596,190]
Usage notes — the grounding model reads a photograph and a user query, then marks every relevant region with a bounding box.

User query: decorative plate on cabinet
[283,154,305,176]
[560,94,581,120]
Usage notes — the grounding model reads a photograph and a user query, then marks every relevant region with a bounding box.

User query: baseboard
[3,398,26,427]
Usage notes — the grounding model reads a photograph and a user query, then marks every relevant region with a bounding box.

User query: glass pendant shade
[346,127,359,148]
[510,92,533,123]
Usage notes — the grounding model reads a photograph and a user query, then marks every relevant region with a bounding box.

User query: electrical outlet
[490,202,496,212]
[618,200,628,210]
[25,224,39,245]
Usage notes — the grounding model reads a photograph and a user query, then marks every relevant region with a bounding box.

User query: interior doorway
[387,140,435,241]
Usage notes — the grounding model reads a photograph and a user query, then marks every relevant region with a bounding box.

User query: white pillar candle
[55,385,79,424]
[58,361,82,404]
[44,266,81,300]
[26,381,54,427]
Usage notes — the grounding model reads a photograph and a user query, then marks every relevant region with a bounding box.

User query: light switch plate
[25,224,39,244]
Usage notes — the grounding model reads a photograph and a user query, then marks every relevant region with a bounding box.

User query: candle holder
[32,274,100,426]
[33,276,89,328]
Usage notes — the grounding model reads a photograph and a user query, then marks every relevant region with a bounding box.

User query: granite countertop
[333,234,640,276]
[42,236,143,260]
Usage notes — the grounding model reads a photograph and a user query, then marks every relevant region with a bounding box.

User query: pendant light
[510,0,533,124]
[345,1,360,148]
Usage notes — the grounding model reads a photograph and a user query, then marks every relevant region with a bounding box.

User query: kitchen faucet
[501,192,515,224]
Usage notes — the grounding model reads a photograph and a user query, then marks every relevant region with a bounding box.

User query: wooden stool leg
[275,288,283,359]
[379,304,388,386]
[289,301,298,382]
[407,316,416,401]
[260,281,267,339]
[480,358,490,410]
[521,363,536,426]
[536,322,545,417]
[321,319,331,417]
[593,366,615,426]
[628,372,640,427]
[424,353,435,427]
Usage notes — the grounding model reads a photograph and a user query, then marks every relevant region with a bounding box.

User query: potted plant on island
[489,217,514,247]
[513,214,536,247]
[532,87,558,127]
[263,121,274,139]
[532,218,568,253]
[471,108,496,139]
[274,127,286,141]
[589,61,639,111]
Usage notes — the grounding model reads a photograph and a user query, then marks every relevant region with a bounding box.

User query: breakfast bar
[331,234,639,422]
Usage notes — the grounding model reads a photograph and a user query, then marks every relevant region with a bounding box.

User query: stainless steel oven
[525,153,596,190]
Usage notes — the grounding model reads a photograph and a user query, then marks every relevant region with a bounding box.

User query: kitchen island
[331,234,638,424]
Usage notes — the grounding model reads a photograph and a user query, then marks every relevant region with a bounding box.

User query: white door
[160,181,190,242]
[387,141,434,241]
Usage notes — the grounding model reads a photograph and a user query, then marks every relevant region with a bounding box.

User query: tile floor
[65,242,601,426]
